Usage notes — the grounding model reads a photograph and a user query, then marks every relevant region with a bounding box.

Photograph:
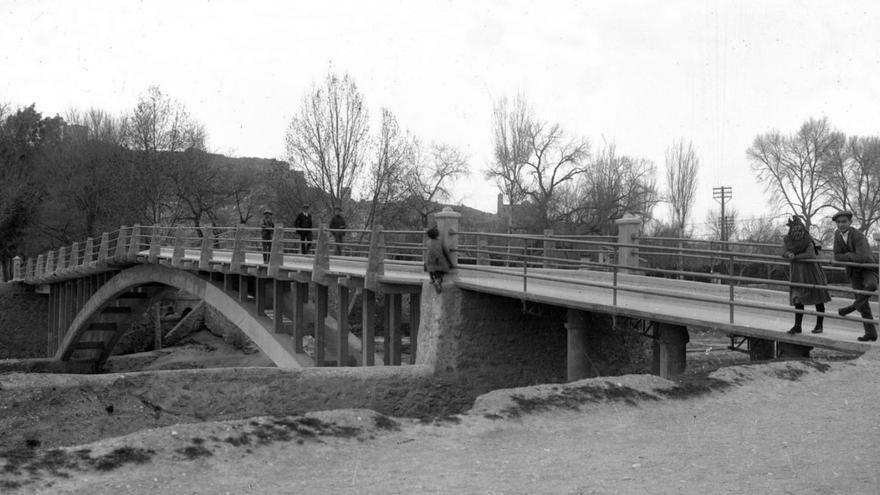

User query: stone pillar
[565,309,590,381]
[748,338,775,361]
[652,323,689,378]
[434,207,461,273]
[614,213,642,272]
[777,341,812,358]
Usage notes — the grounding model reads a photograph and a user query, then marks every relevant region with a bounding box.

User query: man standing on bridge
[260,209,274,264]
[293,204,314,255]
[832,210,878,342]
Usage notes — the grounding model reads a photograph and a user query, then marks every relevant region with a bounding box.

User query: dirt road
[4,350,879,495]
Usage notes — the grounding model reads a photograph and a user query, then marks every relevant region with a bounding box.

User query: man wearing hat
[260,209,275,264]
[832,210,878,341]
[293,204,314,255]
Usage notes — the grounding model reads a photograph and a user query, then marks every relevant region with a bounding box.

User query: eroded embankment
[1,355,868,492]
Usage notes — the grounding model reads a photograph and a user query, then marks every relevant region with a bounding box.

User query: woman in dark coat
[782,216,831,334]
[424,227,453,293]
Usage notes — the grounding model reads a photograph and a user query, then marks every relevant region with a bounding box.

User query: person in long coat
[260,209,274,264]
[293,205,313,255]
[832,210,878,341]
[423,226,453,293]
[782,216,831,334]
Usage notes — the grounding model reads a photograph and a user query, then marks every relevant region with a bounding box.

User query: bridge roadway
[162,246,874,355]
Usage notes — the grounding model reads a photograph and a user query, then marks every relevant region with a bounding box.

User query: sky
[3,0,880,231]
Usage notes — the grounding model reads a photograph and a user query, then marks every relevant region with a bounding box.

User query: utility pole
[712,186,733,242]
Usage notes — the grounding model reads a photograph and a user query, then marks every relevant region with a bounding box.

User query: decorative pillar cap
[615,213,642,225]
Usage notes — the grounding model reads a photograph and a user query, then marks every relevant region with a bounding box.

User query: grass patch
[654,377,734,399]
[775,366,807,381]
[374,415,400,431]
[175,445,213,460]
[91,447,155,471]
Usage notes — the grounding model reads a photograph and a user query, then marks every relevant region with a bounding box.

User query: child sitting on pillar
[424,226,454,293]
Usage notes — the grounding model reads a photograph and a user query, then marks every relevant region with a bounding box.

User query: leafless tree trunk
[285,73,369,212]
[363,109,413,229]
[747,117,843,228]
[486,94,531,228]
[664,138,699,235]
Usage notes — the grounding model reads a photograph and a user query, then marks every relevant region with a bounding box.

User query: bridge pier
[748,338,775,361]
[651,323,689,379]
[565,309,590,381]
[777,341,812,358]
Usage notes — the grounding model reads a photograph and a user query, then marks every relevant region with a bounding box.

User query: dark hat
[263,209,273,215]
[302,204,310,209]
[786,215,804,227]
[832,210,853,222]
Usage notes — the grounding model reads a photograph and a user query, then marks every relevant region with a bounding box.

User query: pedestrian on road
[423,226,454,293]
[782,215,830,335]
[329,207,347,256]
[832,210,878,341]
[260,209,274,264]
[293,204,314,255]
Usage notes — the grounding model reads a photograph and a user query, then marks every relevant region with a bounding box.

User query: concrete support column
[273,280,289,334]
[409,293,421,365]
[565,309,590,381]
[292,281,309,353]
[434,207,461,273]
[336,284,349,366]
[239,275,250,303]
[255,277,268,315]
[47,284,56,357]
[614,213,642,272]
[223,273,234,292]
[748,338,775,361]
[777,341,812,358]
[388,293,402,365]
[315,283,328,366]
[154,303,163,351]
[652,323,689,378]
[361,289,376,366]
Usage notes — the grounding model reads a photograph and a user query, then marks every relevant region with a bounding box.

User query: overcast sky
[3,0,880,228]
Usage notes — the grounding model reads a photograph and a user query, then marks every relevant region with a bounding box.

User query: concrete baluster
[148,226,161,263]
[543,229,554,269]
[55,247,67,275]
[12,256,22,281]
[311,224,330,284]
[128,224,142,260]
[83,238,94,265]
[230,225,245,273]
[267,223,284,277]
[476,234,488,265]
[114,226,131,261]
[614,213,642,274]
[199,227,213,271]
[97,232,110,264]
[171,226,185,268]
[45,251,55,276]
[69,242,80,270]
[365,225,385,292]
[36,254,45,280]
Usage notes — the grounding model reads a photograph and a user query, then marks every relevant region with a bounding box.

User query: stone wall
[0,283,48,359]
[418,284,569,393]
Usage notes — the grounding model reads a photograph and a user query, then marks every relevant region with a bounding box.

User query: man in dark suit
[293,204,314,255]
[832,210,878,341]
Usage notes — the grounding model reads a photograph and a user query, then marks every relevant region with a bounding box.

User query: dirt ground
[2,332,879,494]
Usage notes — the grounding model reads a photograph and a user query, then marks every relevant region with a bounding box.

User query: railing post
[365,225,385,292]
[83,237,95,265]
[55,247,67,276]
[115,226,131,261]
[25,257,34,282]
[312,224,330,284]
[12,256,22,282]
[614,213,642,274]
[434,207,461,275]
[171,226,186,268]
[728,252,735,324]
[230,225,245,273]
[128,224,142,260]
[35,254,44,280]
[543,229,554,269]
[97,232,110,264]
[148,226,162,263]
[69,242,80,269]
[267,223,284,277]
[199,227,213,271]
[45,250,55,277]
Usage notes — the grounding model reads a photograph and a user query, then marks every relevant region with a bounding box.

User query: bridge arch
[56,264,310,368]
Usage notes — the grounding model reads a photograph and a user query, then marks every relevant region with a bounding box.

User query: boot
[811,325,823,334]
[838,304,857,316]
[787,325,802,335]
[812,311,824,334]
[857,334,877,342]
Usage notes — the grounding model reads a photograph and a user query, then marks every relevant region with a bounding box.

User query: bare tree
[574,143,658,234]
[706,207,740,241]
[747,117,843,228]
[406,142,469,227]
[523,121,590,228]
[486,95,531,214]
[665,138,699,235]
[285,72,369,211]
[125,86,207,224]
[363,109,414,229]
[827,135,880,233]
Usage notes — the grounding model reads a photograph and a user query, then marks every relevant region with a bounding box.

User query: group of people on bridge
[783,209,878,342]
